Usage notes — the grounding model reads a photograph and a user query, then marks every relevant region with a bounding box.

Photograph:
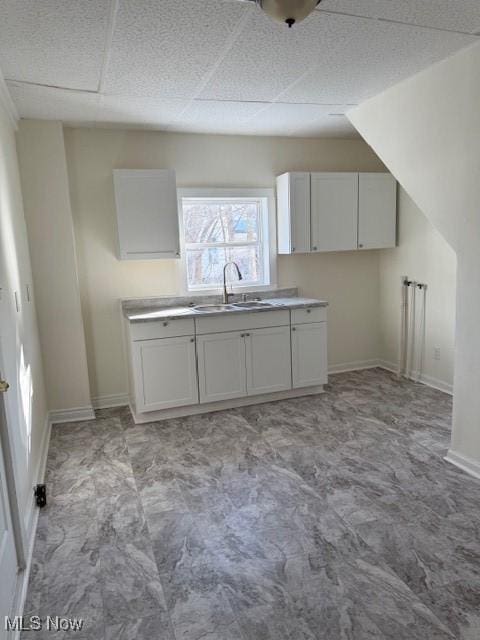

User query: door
[133,336,198,412]
[310,173,358,252]
[0,384,18,635]
[246,326,292,395]
[197,332,247,403]
[358,173,397,249]
[290,172,311,254]
[291,322,328,388]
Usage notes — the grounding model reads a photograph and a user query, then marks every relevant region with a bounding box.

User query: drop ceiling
[0,0,479,137]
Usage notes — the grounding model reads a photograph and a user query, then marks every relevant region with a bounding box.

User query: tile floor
[21,369,480,639]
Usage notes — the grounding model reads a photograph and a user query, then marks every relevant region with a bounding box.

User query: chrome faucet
[222,261,243,303]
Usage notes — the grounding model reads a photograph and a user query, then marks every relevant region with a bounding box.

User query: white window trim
[177,187,277,296]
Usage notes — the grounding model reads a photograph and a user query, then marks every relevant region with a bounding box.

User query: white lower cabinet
[246,326,292,395]
[291,322,328,388]
[127,307,328,419]
[132,336,198,412]
[197,325,293,403]
[197,331,247,403]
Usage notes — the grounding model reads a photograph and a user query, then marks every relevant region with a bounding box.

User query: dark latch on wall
[34,484,47,508]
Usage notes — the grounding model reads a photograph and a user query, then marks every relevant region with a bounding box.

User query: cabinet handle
[190,338,195,342]
[163,321,169,327]
[312,246,318,251]
[292,327,296,331]
[291,247,295,253]
[240,333,245,337]
[246,333,250,337]
[306,309,311,313]
[359,243,364,248]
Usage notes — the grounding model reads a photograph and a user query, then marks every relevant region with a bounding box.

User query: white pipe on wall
[415,284,428,382]
[407,281,417,378]
[398,276,409,378]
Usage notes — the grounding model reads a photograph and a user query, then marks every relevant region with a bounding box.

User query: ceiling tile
[0,0,112,91]
[97,95,190,128]
[280,12,476,105]
[320,0,480,35]
[248,103,355,137]
[169,100,266,134]
[7,82,100,121]
[199,9,337,103]
[293,115,358,138]
[103,0,250,99]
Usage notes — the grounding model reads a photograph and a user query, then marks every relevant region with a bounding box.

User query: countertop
[123,290,328,323]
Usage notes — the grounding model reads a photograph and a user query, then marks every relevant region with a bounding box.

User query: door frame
[0,341,26,570]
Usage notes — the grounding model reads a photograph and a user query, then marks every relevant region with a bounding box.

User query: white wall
[378,188,456,391]
[0,97,48,542]
[16,121,92,415]
[349,41,480,473]
[63,127,386,403]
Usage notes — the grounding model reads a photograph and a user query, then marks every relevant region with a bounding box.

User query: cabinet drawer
[129,318,195,341]
[291,307,326,325]
[195,310,289,335]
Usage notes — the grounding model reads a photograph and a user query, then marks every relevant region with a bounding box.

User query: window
[179,189,275,292]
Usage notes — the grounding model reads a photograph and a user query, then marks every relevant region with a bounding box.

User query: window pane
[187,245,263,288]
[183,200,259,244]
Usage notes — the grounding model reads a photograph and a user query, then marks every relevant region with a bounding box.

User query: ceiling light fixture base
[254,0,322,27]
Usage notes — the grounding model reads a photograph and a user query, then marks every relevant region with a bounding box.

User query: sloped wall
[349,41,480,475]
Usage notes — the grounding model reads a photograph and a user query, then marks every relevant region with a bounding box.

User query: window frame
[178,187,277,295]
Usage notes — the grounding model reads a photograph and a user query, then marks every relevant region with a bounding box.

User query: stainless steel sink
[193,304,236,313]
[232,301,273,308]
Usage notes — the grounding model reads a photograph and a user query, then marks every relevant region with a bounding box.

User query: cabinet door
[276,172,310,254]
[310,173,358,252]
[245,326,292,396]
[358,173,397,249]
[197,332,247,403]
[291,322,328,388]
[113,169,180,260]
[133,336,198,412]
[290,172,311,254]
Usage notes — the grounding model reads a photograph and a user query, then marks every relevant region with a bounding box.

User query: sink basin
[232,301,273,308]
[194,304,236,313]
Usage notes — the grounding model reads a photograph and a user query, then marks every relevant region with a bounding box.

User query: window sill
[185,283,279,297]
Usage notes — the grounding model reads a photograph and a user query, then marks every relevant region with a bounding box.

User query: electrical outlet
[434,347,441,361]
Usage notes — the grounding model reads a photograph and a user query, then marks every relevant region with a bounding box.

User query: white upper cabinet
[277,172,396,254]
[311,173,358,252]
[358,173,397,250]
[113,169,180,260]
[276,172,310,254]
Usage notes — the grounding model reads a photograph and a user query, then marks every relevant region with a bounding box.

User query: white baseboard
[377,359,453,396]
[328,359,380,374]
[22,413,51,544]
[49,405,95,424]
[131,385,325,424]
[445,449,480,481]
[91,393,129,410]
[12,413,51,636]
